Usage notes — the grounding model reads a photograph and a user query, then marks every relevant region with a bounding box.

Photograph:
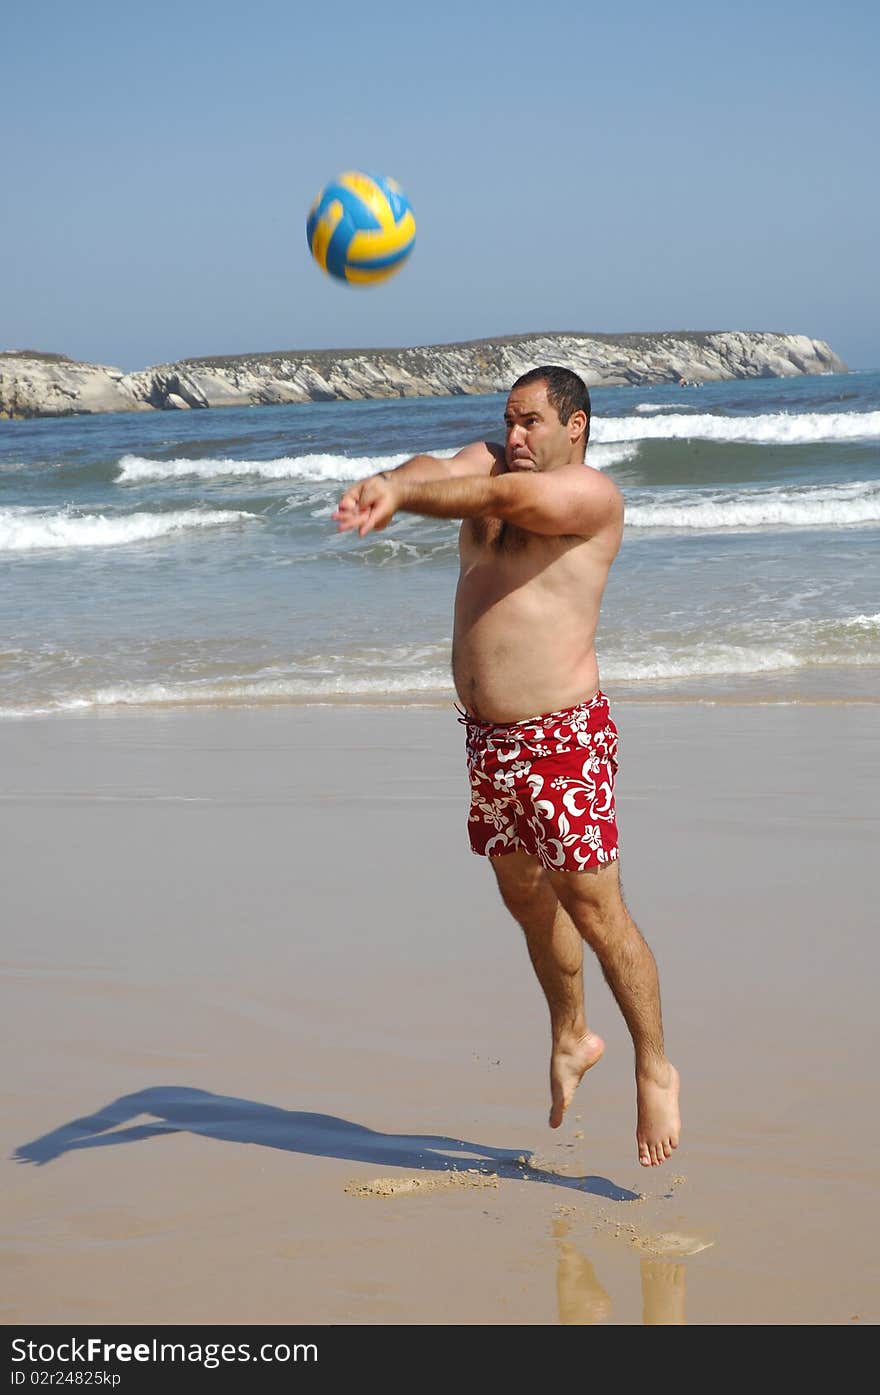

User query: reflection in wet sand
[641,1259,687,1324]
[554,1220,612,1324]
[554,1221,689,1325]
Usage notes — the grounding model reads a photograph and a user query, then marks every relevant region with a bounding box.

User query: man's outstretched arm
[334,464,621,539]
[333,441,499,536]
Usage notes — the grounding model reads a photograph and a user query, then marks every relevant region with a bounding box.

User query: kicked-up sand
[2,699,878,1325]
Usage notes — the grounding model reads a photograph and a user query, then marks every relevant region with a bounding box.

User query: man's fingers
[335,486,366,517]
[335,504,368,531]
[334,493,361,515]
[357,504,394,537]
[335,478,395,537]
[357,509,381,537]
[357,504,384,537]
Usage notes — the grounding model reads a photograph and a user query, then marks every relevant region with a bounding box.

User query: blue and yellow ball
[306,171,416,285]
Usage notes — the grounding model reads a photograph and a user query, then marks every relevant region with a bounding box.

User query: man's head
[504,366,591,473]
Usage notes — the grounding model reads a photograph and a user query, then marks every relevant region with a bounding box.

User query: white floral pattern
[460,692,620,871]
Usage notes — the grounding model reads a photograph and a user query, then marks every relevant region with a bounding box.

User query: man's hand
[333,474,399,537]
[333,444,501,539]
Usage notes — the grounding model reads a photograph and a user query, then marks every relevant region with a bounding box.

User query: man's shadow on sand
[12,1086,638,1201]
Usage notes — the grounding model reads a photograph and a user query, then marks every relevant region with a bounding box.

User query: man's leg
[546,860,680,1168]
[490,850,605,1130]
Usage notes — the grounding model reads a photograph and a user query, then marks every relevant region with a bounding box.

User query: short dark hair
[510,365,591,446]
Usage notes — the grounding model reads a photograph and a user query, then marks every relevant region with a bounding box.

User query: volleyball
[306,171,416,285]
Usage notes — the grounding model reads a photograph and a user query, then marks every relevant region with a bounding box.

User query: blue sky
[4,0,877,369]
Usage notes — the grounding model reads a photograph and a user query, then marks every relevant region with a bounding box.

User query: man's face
[503,381,583,472]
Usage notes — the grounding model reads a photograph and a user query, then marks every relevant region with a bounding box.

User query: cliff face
[0,331,848,419]
[0,351,151,418]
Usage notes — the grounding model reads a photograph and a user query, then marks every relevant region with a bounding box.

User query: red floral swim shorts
[460,691,620,872]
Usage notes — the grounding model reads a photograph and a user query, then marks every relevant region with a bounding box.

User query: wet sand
[2,701,878,1325]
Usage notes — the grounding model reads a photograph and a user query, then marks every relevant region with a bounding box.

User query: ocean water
[1,370,878,718]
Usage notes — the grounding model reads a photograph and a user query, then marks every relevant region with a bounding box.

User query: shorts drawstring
[454,691,608,736]
[454,701,488,731]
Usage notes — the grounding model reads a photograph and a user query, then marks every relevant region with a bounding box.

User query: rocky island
[0,330,847,419]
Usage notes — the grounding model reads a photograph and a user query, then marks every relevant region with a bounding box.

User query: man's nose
[508,424,525,444]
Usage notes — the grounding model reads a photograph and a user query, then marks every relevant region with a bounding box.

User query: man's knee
[548,862,628,939]
[491,853,552,921]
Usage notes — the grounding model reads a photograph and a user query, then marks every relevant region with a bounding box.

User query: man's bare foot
[549,1031,605,1128]
[636,1061,681,1166]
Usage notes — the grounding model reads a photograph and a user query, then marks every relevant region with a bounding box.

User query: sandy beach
[3,700,878,1326]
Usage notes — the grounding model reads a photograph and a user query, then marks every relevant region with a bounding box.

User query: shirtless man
[333,365,680,1168]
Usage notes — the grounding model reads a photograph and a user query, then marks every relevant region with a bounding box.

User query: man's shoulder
[484,441,506,474]
[449,440,505,476]
[560,461,623,505]
[552,462,624,542]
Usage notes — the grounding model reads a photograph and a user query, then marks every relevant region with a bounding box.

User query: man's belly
[452,601,600,723]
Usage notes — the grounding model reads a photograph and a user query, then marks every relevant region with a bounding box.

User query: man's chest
[461,517,583,561]
[463,516,531,554]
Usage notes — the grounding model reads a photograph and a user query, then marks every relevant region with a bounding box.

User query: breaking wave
[627,481,880,531]
[0,507,253,552]
[116,442,637,484]
[594,409,880,445]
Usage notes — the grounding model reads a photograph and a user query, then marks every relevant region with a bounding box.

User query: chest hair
[471,517,529,552]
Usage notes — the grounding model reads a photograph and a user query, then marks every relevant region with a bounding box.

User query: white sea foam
[117,442,636,484]
[627,481,880,531]
[634,402,698,413]
[603,647,804,681]
[117,451,432,483]
[5,639,878,718]
[0,507,253,552]
[603,611,880,682]
[605,644,878,684]
[593,409,880,445]
[586,443,639,469]
[0,668,455,718]
[841,612,880,629]
[5,613,879,718]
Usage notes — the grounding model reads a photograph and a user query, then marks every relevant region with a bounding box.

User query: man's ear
[568,410,587,444]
